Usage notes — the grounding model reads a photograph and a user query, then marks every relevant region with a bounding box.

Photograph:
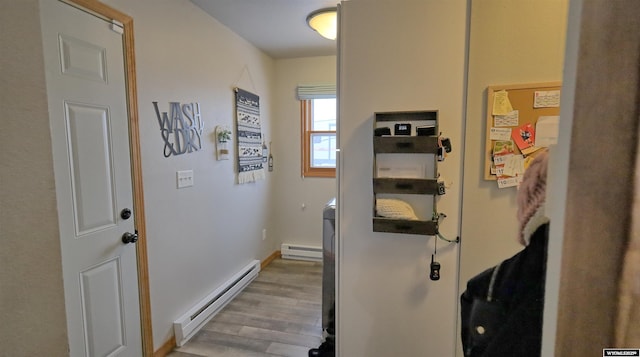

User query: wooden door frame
[60,0,153,355]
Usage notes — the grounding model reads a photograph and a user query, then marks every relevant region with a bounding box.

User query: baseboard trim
[262,250,281,269]
[153,335,176,357]
[153,252,279,356]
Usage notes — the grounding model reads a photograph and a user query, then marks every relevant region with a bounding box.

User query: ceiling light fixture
[306,7,337,40]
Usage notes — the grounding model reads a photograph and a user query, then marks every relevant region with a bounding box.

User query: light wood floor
[168,258,323,357]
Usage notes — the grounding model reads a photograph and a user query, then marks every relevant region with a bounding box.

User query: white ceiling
[191,0,339,59]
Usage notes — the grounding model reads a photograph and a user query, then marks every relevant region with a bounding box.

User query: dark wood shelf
[373,178,439,194]
[372,218,438,235]
[375,110,438,122]
[373,136,438,154]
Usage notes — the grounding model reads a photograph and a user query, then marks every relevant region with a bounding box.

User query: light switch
[177,170,194,188]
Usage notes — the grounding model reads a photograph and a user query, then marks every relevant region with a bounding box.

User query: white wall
[460,0,568,282]
[0,1,69,355]
[104,0,276,348]
[338,1,468,355]
[459,0,567,354]
[460,0,568,355]
[272,56,337,248]
[543,0,580,352]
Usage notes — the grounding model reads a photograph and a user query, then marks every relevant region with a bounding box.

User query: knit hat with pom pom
[516,150,550,246]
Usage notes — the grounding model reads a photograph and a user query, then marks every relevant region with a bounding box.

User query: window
[301,97,336,177]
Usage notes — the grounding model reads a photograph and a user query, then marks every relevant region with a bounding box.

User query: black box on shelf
[374,127,391,136]
[417,125,436,136]
[394,123,411,135]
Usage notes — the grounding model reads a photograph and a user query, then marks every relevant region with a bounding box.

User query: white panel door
[40,1,142,356]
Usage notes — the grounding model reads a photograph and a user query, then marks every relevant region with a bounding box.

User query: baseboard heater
[281,243,322,261]
[173,259,260,347]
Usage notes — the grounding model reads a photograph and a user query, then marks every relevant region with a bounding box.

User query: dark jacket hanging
[460,224,549,357]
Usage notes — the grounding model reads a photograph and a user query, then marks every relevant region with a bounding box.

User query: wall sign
[152,102,204,157]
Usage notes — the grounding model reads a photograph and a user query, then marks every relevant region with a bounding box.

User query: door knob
[122,231,138,244]
[120,208,132,220]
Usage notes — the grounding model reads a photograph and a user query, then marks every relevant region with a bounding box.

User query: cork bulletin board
[484,82,561,182]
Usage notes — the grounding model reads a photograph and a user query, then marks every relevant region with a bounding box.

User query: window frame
[301,99,336,178]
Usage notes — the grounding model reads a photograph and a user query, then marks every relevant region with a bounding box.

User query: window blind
[296,84,336,100]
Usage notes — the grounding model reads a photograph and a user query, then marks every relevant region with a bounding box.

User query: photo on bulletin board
[484,82,561,186]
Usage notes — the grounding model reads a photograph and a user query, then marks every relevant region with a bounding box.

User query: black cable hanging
[432,211,460,243]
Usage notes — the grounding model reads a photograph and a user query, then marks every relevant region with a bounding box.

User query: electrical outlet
[262,229,267,241]
[177,170,194,188]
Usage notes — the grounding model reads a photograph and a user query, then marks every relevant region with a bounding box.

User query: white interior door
[40,1,142,356]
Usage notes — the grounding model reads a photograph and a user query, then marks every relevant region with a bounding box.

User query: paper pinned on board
[535,116,560,147]
[502,154,525,177]
[494,110,519,127]
[490,127,512,141]
[493,90,514,115]
[492,140,516,164]
[497,176,520,189]
[511,123,537,154]
[533,90,561,108]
